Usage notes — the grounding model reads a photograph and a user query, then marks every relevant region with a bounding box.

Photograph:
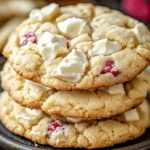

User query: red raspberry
[24,32,35,38]
[102,61,114,73]
[101,61,120,77]
[111,70,120,77]
[67,40,70,48]
[21,31,37,46]
[48,121,62,132]
[21,39,28,46]
[32,38,37,44]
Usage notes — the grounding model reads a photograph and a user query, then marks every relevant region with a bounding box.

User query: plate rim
[0,121,150,150]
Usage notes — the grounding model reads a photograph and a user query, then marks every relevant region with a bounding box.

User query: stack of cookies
[0,3,150,149]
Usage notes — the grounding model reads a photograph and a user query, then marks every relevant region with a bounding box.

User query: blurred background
[0,0,150,66]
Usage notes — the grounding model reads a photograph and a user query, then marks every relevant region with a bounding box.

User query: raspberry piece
[24,32,35,38]
[32,38,37,44]
[21,39,28,46]
[21,31,37,46]
[101,61,120,77]
[67,40,70,48]
[111,70,120,77]
[48,121,62,132]
[102,61,114,74]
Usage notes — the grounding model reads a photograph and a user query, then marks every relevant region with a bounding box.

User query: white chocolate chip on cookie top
[16,114,37,125]
[131,23,150,44]
[25,108,43,116]
[16,108,44,128]
[57,17,91,38]
[38,32,69,61]
[30,3,60,21]
[51,49,89,82]
[88,39,122,56]
[124,109,140,122]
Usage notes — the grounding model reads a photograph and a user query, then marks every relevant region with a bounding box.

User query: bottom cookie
[0,92,150,149]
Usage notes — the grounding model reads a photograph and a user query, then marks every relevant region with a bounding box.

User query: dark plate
[0,55,150,150]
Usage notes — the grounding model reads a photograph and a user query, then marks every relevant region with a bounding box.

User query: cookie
[2,62,150,119]
[0,92,150,149]
[3,3,150,91]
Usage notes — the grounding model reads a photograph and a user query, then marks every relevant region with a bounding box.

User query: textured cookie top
[3,3,150,90]
[2,62,150,119]
[0,92,150,149]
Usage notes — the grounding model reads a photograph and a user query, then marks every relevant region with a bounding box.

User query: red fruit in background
[122,0,150,22]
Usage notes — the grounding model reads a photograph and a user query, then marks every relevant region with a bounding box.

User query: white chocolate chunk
[106,84,125,95]
[30,9,41,20]
[38,32,69,61]
[57,17,91,38]
[124,109,140,122]
[25,108,43,117]
[16,114,37,122]
[88,39,122,56]
[29,3,60,21]
[16,114,38,127]
[51,49,89,82]
[16,108,43,127]
[131,23,150,43]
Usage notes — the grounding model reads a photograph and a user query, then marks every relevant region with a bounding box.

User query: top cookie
[3,3,150,90]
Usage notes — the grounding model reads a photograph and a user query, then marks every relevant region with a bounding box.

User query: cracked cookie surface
[1,62,150,119]
[0,92,150,149]
[3,3,150,90]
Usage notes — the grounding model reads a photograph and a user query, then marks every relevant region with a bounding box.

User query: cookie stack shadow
[0,3,150,149]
